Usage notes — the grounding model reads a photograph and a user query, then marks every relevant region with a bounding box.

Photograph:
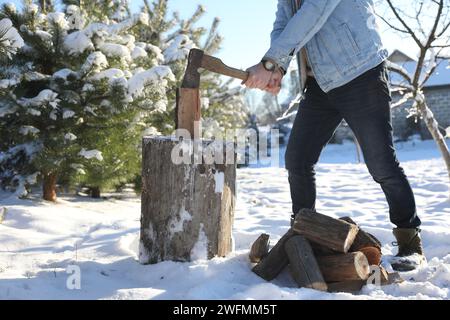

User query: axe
[176,49,249,136]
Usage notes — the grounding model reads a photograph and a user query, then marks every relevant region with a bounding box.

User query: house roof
[388,49,450,87]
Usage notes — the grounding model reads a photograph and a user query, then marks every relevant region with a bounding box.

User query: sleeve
[264,0,342,71]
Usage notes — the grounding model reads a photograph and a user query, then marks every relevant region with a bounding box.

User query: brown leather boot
[391,228,426,272]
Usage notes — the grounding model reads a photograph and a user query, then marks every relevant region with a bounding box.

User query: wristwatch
[261,59,276,72]
[261,59,286,75]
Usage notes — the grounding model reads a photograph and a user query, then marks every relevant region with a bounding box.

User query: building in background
[333,50,450,143]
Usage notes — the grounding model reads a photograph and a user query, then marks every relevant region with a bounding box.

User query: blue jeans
[285,62,421,229]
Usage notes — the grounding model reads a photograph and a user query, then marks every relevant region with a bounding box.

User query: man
[243,0,425,271]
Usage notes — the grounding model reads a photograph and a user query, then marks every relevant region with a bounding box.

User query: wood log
[140,136,236,264]
[327,280,365,293]
[285,236,328,291]
[339,217,382,251]
[387,272,404,284]
[249,234,270,263]
[310,242,338,257]
[176,88,201,138]
[359,247,382,266]
[252,229,295,281]
[292,209,359,253]
[376,266,403,285]
[316,252,370,282]
[339,217,382,265]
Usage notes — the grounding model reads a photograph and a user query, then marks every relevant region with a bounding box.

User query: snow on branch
[163,34,195,63]
[385,60,413,86]
[0,18,24,58]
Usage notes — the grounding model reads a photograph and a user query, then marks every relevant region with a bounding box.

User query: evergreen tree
[136,0,249,136]
[0,1,174,200]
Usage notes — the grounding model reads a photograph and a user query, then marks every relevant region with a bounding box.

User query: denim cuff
[263,47,293,73]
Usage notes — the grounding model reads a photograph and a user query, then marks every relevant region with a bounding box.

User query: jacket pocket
[341,23,360,55]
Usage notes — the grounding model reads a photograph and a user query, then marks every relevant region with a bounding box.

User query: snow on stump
[139,136,236,264]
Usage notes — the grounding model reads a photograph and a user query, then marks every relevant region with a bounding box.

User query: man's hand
[243,63,283,96]
[242,63,274,90]
[265,69,283,96]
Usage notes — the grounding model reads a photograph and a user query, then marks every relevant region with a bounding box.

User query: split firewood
[339,217,382,265]
[285,235,328,291]
[339,217,382,250]
[252,229,295,281]
[359,247,382,266]
[249,234,270,263]
[316,252,371,282]
[292,209,359,253]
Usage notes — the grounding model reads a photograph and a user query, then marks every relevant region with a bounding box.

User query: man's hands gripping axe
[242,62,284,96]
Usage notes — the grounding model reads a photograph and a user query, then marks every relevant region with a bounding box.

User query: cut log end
[354,251,371,280]
[293,209,359,253]
[317,252,370,282]
[249,233,270,263]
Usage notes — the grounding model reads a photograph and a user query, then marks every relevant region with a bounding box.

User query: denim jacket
[264,0,389,93]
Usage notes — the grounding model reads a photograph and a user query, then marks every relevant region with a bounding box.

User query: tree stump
[140,136,236,264]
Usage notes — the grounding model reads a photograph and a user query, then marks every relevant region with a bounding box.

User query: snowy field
[0,139,449,300]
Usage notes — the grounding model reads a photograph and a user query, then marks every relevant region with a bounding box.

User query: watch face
[264,61,275,71]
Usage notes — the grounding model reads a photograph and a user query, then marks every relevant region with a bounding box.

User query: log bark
[249,234,270,263]
[310,242,338,257]
[327,280,365,293]
[339,217,382,265]
[176,88,201,138]
[285,236,328,291]
[140,136,236,264]
[43,172,57,202]
[252,229,295,281]
[292,209,359,253]
[359,247,382,266]
[316,252,370,282]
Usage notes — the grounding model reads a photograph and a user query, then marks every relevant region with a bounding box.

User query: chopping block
[139,49,248,264]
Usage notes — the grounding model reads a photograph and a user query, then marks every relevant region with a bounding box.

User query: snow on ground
[0,139,449,300]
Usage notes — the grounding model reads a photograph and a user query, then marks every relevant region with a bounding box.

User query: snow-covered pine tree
[136,0,249,137]
[0,1,174,201]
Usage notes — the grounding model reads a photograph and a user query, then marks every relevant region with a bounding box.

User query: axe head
[182,48,204,89]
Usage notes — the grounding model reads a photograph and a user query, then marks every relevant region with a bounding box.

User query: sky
[3,0,414,70]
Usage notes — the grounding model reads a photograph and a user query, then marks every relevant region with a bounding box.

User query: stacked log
[250,209,401,293]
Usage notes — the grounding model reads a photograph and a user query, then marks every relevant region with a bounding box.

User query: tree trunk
[292,209,359,253]
[419,101,450,193]
[140,136,236,264]
[316,252,370,282]
[90,186,101,199]
[43,172,57,202]
[285,236,328,291]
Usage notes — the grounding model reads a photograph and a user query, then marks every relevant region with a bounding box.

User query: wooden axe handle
[201,55,249,82]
